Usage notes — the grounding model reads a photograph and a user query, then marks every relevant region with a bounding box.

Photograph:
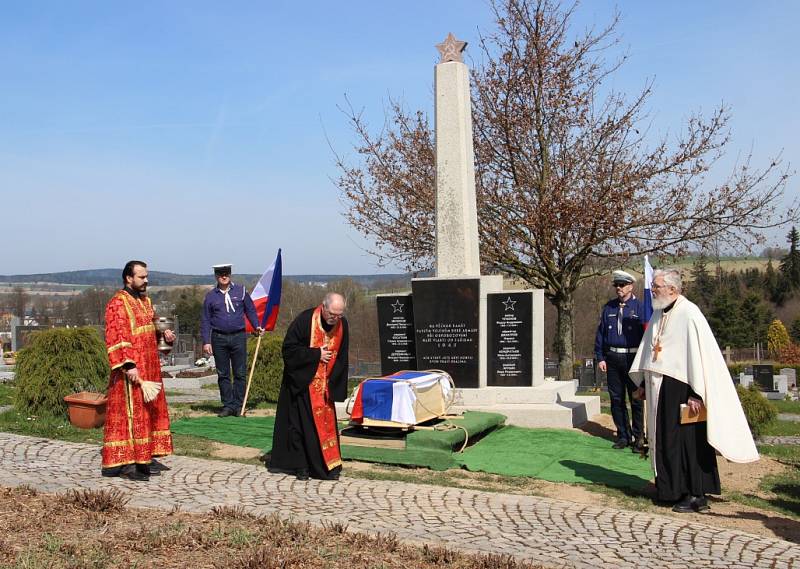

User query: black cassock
[655,375,720,501]
[268,307,348,480]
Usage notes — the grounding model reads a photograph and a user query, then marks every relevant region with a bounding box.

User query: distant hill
[0,269,413,288]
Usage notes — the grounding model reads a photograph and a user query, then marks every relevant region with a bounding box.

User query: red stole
[308,306,343,471]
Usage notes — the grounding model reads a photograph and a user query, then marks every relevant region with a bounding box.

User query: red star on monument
[436,32,467,63]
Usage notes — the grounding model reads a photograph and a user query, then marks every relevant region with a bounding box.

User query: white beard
[652,295,676,310]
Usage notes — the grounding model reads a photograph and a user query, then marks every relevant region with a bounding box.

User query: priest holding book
[630,268,758,513]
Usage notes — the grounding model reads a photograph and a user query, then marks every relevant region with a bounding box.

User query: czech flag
[246,249,282,332]
[642,254,654,327]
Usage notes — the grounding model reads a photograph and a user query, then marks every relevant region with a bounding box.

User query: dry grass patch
[0,486,547,568]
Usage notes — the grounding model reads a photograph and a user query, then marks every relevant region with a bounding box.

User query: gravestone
[487,292,532,386]
[12,324,47,351]
[376,293,417,375]
[780,368,797,389]
[752,364,775,392]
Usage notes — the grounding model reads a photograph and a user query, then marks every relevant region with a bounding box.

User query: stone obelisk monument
[372,34,600,426]
[434,33,481,278]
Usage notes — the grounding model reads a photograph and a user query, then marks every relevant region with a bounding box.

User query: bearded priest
[629,268,758,513]
[268,292,349,481]
[101,260,174,481]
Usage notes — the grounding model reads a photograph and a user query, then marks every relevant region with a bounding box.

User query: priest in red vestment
[101,260,174,481]
[269,292,349,480]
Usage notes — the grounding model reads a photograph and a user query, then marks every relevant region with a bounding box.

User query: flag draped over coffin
[350,371,452,425]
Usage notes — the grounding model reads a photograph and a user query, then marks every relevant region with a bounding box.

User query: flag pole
[240,333,263,416]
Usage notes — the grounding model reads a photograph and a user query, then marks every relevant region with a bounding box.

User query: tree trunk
[555,295,575,381]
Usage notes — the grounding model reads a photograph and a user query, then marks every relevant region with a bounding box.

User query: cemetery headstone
[780,367,797,389]
[752,364,775,392]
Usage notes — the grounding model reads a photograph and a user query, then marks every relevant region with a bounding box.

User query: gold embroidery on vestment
[107,341,132,354]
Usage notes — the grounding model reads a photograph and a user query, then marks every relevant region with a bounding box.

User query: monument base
[450,383,600,428]
[336,383,601,429]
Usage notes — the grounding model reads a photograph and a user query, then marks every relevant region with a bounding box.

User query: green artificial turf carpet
[170,413,653,489]
[455,426,653,488]
[171,415,275,448]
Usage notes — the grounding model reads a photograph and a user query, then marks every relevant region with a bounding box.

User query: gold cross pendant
[652,341,662,362]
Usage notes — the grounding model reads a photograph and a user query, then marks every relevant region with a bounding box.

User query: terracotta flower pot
[2,358,15,366]
[63,391,108,429]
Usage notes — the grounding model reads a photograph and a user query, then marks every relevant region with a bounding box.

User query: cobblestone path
[1,432,798,568]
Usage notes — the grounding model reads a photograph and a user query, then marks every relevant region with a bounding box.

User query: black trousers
[211,330,247,412]
[605,351,643,443]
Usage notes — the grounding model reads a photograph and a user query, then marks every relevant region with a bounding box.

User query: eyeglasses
[612,283,630,288]
[651,283,669,290]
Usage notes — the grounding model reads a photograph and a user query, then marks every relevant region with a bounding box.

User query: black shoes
[692,495,710,512]
[630,438,645,453]
[150,459,171,473]
[612,439,629,450]
[295,468,310,481]
[672,494,709,513]
[101,465,149,482]
[218,407,236,417]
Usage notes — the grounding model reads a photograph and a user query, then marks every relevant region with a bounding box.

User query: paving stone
[0,432,798,568]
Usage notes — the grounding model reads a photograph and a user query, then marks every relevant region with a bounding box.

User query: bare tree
[11,287,27,320]
[335,0,795,379]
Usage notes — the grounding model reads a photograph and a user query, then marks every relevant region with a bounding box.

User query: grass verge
[770,399,800,414]
[0,382,14,406]
[760,419,800,437]
[724,444,800,520]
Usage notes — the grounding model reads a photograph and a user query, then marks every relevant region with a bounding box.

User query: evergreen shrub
[767,319,791,359]
[14,327,109,417]
[245,333,284,404]
[736,384,777,437]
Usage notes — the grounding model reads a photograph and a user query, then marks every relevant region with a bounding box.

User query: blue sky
[1,1,797,276]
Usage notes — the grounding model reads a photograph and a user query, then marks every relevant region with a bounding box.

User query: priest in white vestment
[629,268,758,513]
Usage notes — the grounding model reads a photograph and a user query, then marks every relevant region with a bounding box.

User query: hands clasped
[320,345,333,364]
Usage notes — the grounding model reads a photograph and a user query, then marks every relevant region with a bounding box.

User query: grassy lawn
[760,419,800,437]
[727,444,800,519]
[0,382,15,406]
[771,399,800,414]
[0,407,230,462]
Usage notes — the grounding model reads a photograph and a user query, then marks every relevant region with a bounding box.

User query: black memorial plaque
[752,364,775,392]
[376,294,417,375]
[487,292,532,386]
[412,278,480,388]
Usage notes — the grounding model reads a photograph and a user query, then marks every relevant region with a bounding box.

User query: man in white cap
[630,268,757,513]
[200,264,263,417]
[594,269,645,450]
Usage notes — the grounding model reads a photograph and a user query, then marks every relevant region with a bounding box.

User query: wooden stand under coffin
[339,426,408,449]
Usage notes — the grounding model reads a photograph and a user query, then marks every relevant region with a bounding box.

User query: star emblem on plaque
[502,296,517,311]
[391,300,404,313]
